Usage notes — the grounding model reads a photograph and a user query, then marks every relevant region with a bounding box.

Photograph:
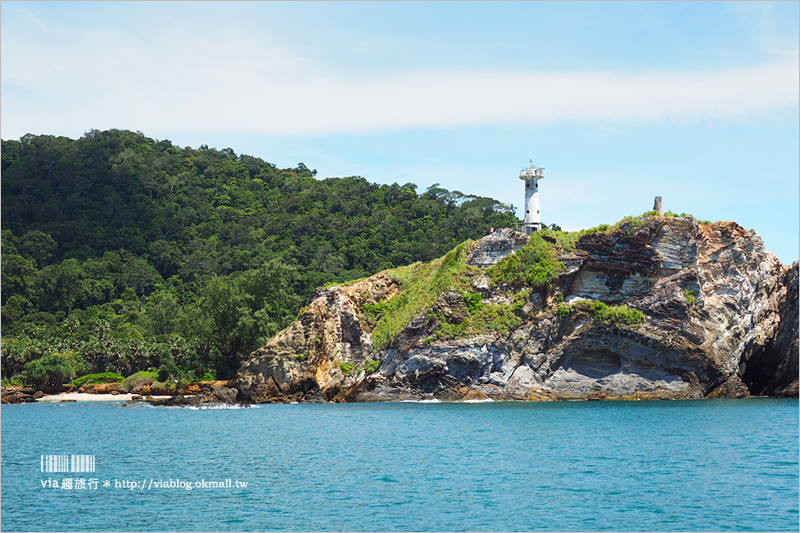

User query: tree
[33,265,61,314]
[122,256,161,308]
[22,353,75,386]
[2,253,34,300]
[20,230,57,268]
[146,290,181,336]
[58,258,82,318]
[197,260,301,376]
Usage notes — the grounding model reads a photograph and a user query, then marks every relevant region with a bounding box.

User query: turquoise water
[1,399,798,532]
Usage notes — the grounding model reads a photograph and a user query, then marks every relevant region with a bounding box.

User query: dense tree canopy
[1,129,518,380]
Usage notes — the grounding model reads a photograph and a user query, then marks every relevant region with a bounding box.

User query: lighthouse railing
[513,222,543,234]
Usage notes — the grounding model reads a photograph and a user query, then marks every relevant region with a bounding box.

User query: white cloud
[2,12,798,139]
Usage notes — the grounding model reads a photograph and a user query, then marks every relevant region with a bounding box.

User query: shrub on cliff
[566,300,645,326]
[592,303,645,325]
[157,365,170,383]
[364,359,381,374]
[339,362,354,376]
[682,289,696,307]
[361,301,389,327]
[463,292,483,313]
[489,232,564,289]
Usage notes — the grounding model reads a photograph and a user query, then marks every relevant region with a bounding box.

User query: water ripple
[1,398,797,531]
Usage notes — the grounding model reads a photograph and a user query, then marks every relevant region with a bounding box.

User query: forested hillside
[1,129,518,380]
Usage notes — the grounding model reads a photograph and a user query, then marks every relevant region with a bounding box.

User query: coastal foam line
[36,393,173,402]
[184,404,250,410]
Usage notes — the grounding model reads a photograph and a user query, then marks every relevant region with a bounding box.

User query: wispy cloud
[5,62,797,138]
[728,1,800,60]
[2,5,797,139]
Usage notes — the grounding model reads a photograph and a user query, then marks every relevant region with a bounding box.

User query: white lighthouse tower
[519,159,545,235]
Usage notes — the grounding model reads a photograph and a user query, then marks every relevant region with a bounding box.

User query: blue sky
[2,1,798,263]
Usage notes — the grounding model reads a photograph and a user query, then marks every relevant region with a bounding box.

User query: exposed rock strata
[741,261,799,397]
[466,228,529,267]
[1,386,37,404]
[236,217,798,402]
[237,272,401,403]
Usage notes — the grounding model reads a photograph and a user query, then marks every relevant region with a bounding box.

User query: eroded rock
[236,217,798,403]
[466,228,529,267]
[1,386,37,404]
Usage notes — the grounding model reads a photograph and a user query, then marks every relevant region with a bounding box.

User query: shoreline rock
[2,380,241,406]
[140,381,241,407]
[1,386,38,404]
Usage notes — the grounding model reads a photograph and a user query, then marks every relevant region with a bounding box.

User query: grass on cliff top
[365,214,677,348]
[369,241,475,349]
[583,211,712,235]
[125,370,158,383]
[369,229,581,348]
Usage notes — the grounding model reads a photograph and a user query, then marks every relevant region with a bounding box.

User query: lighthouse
[519,159,544,235]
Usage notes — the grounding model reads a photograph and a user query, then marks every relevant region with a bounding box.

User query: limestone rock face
[235,217,798,403]
[236,272,401,403]
[740,261,799,397]
[466,228,529,267]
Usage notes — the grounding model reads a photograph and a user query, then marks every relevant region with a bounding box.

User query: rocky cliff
[235,217,798,402]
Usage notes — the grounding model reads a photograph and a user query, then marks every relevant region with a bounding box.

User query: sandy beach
[36,392,173,402]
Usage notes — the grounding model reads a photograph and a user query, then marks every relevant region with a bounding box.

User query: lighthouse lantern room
[519,159,545,235]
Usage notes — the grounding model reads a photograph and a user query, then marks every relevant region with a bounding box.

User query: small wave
[185,404,250,410]
[461,398,494,403]
[401,398,441,403]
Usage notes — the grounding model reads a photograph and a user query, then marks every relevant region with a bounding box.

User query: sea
[1,398,798,532]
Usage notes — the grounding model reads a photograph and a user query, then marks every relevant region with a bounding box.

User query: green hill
[1,129,518,380]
